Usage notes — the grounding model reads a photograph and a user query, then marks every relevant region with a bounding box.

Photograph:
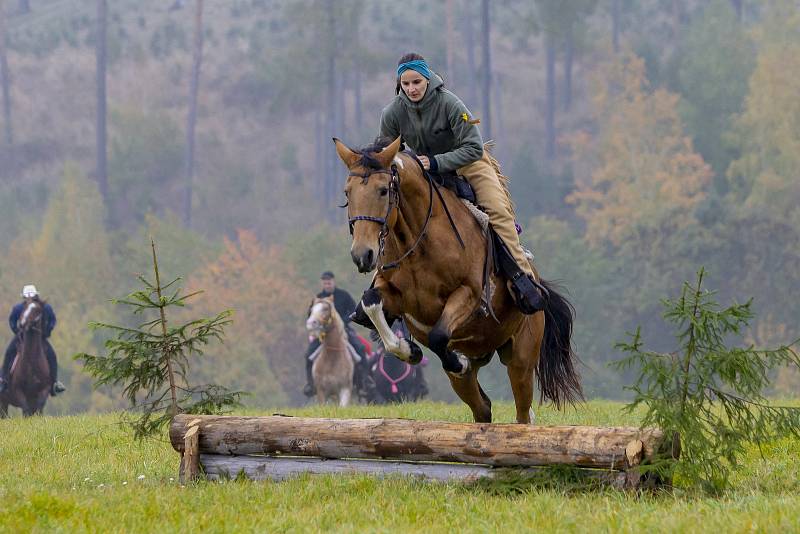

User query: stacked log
[170,414,674,489]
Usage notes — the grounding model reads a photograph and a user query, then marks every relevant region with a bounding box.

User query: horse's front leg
[360,287,423,364]
[428,285,478,377]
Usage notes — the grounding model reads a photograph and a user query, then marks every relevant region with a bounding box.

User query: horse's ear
[375,136,402,169]
[333,138,360,168]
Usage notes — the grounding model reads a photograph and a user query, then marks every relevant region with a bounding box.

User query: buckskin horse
[334,136,582,423]
[0,299,51,417]
[306,296,355,406]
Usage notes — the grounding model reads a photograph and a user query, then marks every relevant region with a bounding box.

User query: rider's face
[400,70,429,102]
[321,278,335,293]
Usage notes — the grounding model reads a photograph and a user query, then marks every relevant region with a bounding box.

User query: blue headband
[396,59,432,80]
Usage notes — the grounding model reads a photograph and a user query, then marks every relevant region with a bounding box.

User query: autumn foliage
[185,230,310,406]
[567,51,712,248]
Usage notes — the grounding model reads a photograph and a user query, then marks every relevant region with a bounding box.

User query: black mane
[355,137,415,170]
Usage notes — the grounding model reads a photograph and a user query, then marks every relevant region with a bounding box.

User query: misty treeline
[0,0,797,413]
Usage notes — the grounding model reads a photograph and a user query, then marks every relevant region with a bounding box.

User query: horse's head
[306,296,336,341]
[18,299,43,334]
[334,136,403,273]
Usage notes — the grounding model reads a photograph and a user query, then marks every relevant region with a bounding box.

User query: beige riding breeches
[457,152,534,277]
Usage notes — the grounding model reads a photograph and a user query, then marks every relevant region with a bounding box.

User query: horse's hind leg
[501,317,544,424]
[447,369,492,423]
[35,396,48,415]
[0,401,7,418]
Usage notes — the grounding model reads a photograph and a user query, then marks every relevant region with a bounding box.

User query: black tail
[537,280,583,408]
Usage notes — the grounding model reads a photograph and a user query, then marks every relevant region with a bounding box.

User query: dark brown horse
[369,320,428,403]
[0,299,51,417]
[335,136,582,423]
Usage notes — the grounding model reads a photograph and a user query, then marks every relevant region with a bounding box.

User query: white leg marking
[446,351,471,378]
[529,408,536,425]
[339,388,351,407]
[364,301,413,361]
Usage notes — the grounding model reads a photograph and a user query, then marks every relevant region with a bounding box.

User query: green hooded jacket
[378,74,484,173]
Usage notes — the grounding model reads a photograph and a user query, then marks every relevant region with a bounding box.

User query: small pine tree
[613,268,800,493]
[76,239,244,439]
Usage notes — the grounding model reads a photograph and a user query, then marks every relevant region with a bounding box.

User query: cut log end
[625,440,644,467]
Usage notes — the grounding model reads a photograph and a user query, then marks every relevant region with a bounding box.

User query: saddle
[429,170,477,204]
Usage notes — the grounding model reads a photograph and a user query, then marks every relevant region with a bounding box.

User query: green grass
[2,401,800,533]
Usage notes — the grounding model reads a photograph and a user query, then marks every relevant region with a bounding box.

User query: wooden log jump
[170,414,674,489]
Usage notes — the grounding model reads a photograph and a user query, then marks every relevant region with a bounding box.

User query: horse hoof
[409,343,423,365]
[446,352,471,378]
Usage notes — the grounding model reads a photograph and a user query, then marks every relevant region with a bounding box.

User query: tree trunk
[324,0,337,220]
[314,111,322,192]
[464,5,478,108]
[95,0,108,203]
[494,72,508,164]
[352,13,362,134]
[563,22,574,112]
[337,68,345,141]
[171,414,670,470]
[730,0,742,21]
[445,0,455,82]
[672,0,683,40]
[545,35,556,159]
[611,0,621,52]
[480,0,492,140]
[183,0,203,227]
[0,0,13,146]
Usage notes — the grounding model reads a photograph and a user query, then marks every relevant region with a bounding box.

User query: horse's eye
[379,187,388,197]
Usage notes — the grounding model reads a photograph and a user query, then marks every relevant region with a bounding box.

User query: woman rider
[378,53,544,313]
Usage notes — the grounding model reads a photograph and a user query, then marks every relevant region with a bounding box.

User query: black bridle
[347,155,464,271]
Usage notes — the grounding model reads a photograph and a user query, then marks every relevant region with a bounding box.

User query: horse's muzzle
[351,247,376,273]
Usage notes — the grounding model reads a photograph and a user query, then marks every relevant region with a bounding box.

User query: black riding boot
[355,357,376,402]
[44,340,65,396]
[510,272,547,314]
[346,329,370,402]
[493,232,547,314]
[0,338,17,393]
[303,339,321,397]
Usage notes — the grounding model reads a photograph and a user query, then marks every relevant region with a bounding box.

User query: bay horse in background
[0,299,51,417]
[369,320,428,404]
[335,136,582,423]
[306,296,355,406]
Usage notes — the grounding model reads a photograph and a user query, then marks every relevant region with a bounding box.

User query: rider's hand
[418,155,431,170]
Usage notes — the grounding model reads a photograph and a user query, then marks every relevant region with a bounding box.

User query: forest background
[0,0,797,413]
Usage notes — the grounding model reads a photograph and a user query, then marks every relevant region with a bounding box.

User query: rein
[347,153,465,271]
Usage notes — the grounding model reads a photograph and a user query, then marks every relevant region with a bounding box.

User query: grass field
[2,400,800,533]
